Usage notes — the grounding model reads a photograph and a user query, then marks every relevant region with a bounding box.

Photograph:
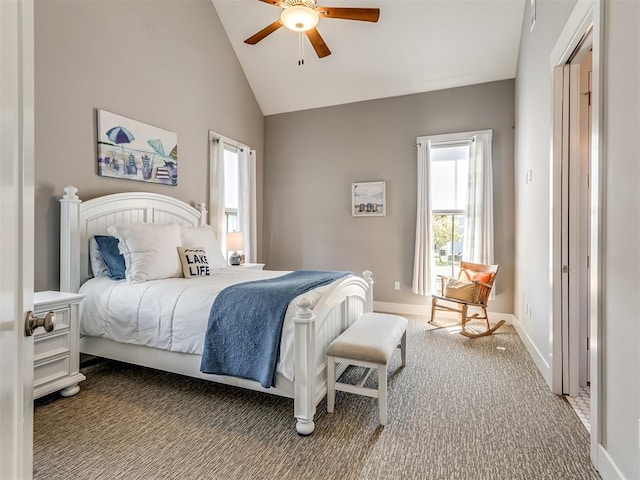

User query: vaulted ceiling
[212,0,525,115]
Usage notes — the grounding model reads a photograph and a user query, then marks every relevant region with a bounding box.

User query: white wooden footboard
[293,271,373,435]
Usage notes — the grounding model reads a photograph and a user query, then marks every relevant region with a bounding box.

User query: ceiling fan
[244,0,380,60]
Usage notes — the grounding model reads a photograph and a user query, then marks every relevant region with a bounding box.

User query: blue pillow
[94,235,126,280]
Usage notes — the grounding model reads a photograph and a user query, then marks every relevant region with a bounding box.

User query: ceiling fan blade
[259,0,284,6]
[316,7,380,22]
[244,20,283,45]
[306,28,331,58]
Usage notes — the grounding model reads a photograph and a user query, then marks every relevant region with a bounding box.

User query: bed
[59,186,373,435]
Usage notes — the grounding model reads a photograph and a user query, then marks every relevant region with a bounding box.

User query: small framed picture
[352,181,386,217]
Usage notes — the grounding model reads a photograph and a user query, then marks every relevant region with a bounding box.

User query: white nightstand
[33,291,86,399]
[238,263,265,270]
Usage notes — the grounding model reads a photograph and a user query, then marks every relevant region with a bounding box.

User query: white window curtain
[209,136,226,251]
[412,140,434,295]
[462,132,494,266]
[238,149,257,263]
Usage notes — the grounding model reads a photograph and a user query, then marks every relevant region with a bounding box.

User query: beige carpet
[34,316,600,480]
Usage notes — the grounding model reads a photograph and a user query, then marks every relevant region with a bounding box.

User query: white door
[0,0,35,478]
[560,45,592,397]
[571,50,592,392]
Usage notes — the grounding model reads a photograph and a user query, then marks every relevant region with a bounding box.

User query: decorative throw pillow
[94,235,126,280]
[179,225,228,269]
[107,223,183,283]
[443,278,478,303]
[460,268,494,285]
[178,247,211,278]
[89,237,109,278]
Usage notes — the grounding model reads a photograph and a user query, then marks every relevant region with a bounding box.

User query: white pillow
[89,237,108,277]
[107,223,183,283]
[179,225,228,269]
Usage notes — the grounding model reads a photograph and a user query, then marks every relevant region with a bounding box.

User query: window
[224,147,239,233]
[431,143,469,284]
[209,131,257,263]
[412,130,494,297]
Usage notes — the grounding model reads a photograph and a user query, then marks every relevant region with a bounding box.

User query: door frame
[557,47,592,399]
[549,0,602,466]
[0,0,35,477]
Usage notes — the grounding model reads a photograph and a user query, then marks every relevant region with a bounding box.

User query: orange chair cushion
[459,268,494,285]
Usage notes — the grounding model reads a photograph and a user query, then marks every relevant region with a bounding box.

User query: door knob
[25,311,55,336]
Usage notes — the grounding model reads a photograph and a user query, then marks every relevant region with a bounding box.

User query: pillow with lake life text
[178,246,211,278]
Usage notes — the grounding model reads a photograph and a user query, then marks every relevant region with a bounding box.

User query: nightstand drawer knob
[25,310,55,336]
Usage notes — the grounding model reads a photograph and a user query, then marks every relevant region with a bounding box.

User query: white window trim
[209,130,247,153]
[419,129,492,148]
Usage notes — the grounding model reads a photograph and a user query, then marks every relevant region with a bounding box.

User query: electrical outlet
[394,281,400,291]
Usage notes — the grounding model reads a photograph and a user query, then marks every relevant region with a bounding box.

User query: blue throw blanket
[200,270,351,388]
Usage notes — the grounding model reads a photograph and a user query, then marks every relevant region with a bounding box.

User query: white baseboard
[597,445,626,480]
[372,301,513,324]
[510,314,552,386]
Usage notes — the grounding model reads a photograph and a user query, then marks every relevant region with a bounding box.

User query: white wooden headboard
[59,186,207,293]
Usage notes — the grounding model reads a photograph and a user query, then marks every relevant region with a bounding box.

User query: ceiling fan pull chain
[298,31,304,66]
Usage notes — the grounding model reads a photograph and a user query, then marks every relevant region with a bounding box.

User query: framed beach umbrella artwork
[96,109,178,185]
[352,181,386,217]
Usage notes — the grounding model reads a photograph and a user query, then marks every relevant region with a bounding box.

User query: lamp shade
[280,5,319,32]
[226,231,244,251]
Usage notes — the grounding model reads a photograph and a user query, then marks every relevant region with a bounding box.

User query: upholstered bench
[326,312,408,425]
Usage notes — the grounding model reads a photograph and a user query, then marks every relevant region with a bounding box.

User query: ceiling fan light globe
[280,5,319,32]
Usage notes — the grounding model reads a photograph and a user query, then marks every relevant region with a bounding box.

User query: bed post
[60,186,82,293]
[293,297,316,435]
[196,203,207,226]
[363,270,374,312]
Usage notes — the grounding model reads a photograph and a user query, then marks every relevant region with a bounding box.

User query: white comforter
[79,268,330,381]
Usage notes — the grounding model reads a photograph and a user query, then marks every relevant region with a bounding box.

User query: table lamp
[226,231,244,266]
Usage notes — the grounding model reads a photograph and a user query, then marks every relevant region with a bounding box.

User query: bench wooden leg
[327,355,336,413]
[400,331,407,367]
[378,363,387,425]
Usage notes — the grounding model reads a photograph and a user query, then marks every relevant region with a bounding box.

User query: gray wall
[514,0,577,372]
[601,1,640,477]
[515,0,640,477]
[264,80,515,312]
[34,0,264,291]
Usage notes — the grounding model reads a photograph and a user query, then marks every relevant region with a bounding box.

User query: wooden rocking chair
[430,261,505,338]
